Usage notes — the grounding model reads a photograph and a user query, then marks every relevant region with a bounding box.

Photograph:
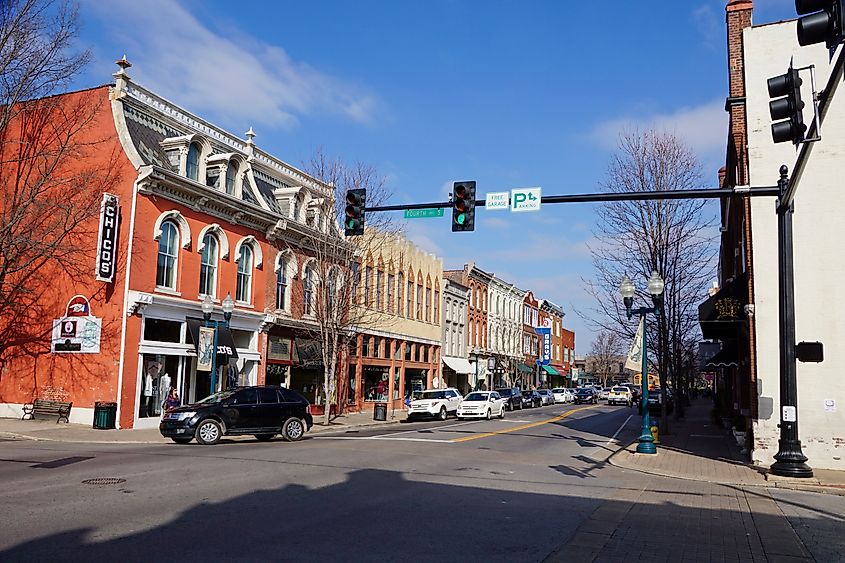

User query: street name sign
[511,187,541,212]
[404,208,444,219]
[485,191,509,210]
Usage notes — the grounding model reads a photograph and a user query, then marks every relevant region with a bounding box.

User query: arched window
[236,245,253,303]
[156,221,179,289]
[199,233,218,296]
[186,143,200,181]
[303,264,314,315]
[276,256,287,310]
[225,161,237,195]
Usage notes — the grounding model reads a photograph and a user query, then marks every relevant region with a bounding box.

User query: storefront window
[140,354,181,418]
[364,368,389,401]
[347,365,357,404]
[405,369,426,399]
[405,343,412,361]
[143,318,181,342]
[362,337,370,357]
[373,337,381,358]
[393,367,401,400]
[266,363,288,387]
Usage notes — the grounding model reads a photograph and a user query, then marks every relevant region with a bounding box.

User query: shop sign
[196,326,215,371]
[534,326,551,365]
[95,193,119,283]
[52,295,101,353]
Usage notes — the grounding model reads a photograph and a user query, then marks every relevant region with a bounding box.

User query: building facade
[707,2,845,470]
[0,61,342,427]
[441,278,472,394]
[539,300,566,388]
[345,235,443,411]
[487,276,525,388]
[521,291,540,388]
[444,263,492,389]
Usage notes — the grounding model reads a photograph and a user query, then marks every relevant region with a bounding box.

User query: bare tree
[296,148,399,425]
[582,129,717,431]
[0,0,121,367]
[588,331,624,387]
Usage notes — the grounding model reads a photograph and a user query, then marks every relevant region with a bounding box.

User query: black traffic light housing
[451,181,476,232]
[767,68,806,144]
[796,0,845,47]
[344,188,366,236]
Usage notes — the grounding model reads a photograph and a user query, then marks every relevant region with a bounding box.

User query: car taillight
[305,404,311,414]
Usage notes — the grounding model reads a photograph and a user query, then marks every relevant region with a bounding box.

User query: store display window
[139,354,181,418]
[364,368,389,402]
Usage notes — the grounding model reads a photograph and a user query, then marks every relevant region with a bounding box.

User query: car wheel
[438,406,447,421]
[282,417,305,442]
[499,407,505,419]
[486,409,491,420]
[171,437,192,444]
[195,419,222,445]
[254,434,275,442]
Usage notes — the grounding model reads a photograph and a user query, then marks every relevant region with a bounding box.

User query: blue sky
[74,0,797,351]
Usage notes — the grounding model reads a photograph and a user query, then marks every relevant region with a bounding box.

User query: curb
[607,441,845,496]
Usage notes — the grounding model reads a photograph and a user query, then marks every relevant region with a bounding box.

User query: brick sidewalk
[608,399,845,495]
[0,409,405,444]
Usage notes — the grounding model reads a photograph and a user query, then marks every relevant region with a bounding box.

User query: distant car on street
[552,388,573,403]
[457,391,506,420]
[407,388,462,421]
[536,389,554,406]
[600,387,612,400]
[521,390,542,408]
[495,387,523,411]
[573,387,598,405]
[607,386,633,406]
[159,386,313,445]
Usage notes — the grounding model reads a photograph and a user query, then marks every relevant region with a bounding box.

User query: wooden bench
[21,399,73,423]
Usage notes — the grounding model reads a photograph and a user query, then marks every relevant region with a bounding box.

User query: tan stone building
[344,234,443,412]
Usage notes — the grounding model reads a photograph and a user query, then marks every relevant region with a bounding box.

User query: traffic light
[796,0,845,47]
[344,188,366,236]
[767,68,806,144]
[451,181,476,232]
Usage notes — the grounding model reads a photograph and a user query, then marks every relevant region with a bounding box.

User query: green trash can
[93,401,117,429]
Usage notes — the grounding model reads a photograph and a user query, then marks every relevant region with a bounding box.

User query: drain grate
[82,477,126,486]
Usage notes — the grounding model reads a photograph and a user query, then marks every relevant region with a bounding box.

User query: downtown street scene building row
[0,61,577,429]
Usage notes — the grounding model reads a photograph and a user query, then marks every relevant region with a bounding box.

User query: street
[2,403,843,562]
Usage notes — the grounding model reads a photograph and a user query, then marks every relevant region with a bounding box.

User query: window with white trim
[156,221,179,289]
[236,245,253,303]
[199,233,218,297]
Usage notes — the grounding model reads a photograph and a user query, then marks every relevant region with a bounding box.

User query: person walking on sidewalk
[163,387,181,412]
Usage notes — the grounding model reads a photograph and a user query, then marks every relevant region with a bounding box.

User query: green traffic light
[456,214,465,225]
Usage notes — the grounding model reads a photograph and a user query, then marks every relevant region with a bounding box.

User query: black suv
[495,387,523,411]
[160,386,313,445]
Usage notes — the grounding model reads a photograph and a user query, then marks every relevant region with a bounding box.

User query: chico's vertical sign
[95,194,119,283]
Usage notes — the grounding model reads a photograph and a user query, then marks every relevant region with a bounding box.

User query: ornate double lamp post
[201,293,235,394]
[619,271,664,455]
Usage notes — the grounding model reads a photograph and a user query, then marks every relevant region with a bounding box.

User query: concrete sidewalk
[0,408,406,444]
[608,398,845,495]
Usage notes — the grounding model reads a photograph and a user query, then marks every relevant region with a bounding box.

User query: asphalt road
[0,402,647,562]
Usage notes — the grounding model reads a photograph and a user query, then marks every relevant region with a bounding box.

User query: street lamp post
[202,294,235,394]
[620,271,665,455]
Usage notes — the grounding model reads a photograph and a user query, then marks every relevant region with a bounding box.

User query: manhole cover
[82,477,126,486]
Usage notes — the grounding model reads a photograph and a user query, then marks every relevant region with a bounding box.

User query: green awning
[517,363,533,374]
[541,365,560,376]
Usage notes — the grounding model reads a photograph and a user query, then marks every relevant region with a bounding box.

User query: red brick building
[0,61,343,427]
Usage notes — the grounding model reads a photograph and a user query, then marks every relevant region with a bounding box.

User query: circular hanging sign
[65,295,92,317]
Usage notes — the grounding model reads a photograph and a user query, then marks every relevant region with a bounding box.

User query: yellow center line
[451,405,597,443]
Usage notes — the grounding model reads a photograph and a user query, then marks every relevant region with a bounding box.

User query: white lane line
[312,436,453,443]
[606,414,634,447]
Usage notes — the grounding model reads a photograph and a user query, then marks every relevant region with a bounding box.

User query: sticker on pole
[782,406,797,422]
[511,187,541,212]
[485,192,509,210]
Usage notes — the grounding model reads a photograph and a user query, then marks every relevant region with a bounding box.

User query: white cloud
[85,0,377,130]
[591,99,727,164]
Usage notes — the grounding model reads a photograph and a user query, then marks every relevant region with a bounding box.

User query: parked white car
[457,391,506,420]
[552,387,574,403]
[607,386,633,406]
[407,388,462,421]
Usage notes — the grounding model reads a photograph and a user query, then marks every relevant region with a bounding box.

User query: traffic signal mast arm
[361,185,781,214]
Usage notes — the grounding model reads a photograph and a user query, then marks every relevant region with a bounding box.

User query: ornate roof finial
[116,55,132,71]
[245,127,256,161]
